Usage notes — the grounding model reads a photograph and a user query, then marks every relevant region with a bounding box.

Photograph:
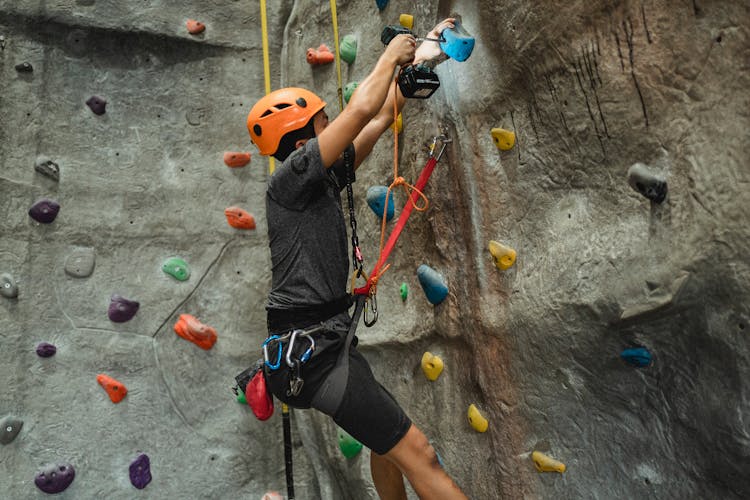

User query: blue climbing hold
[417,264,448,305]
[440,21,475,62]
[366,186,394,221]
[375,0,388,11]
[620,347,652,367]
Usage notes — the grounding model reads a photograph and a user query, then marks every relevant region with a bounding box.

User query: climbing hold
[440,20,475,62]
[627,163,667,203]
[162,257,190,281]
[532,451,566,473]
[399,14,414,30]
[129,453,152,489]
[86,95,107,115]
[620,347,653,367]
[0,416,23,444]
[173,314,217,350]
[15,62,33,72]
[376,0,388,11]
[186,19,206,35]
[1,273,19,299]
[400,282,408,301]
[64,247,96,278]
[223,152,251,168]
[306,44,335,66]
[36,342,57,358]
[417,264,449,305]
[391,112,403,134]
[467,404,488,433]
[108,294,139,322]
[491,127,515,151]
[421,352,444,381]
[261,492,283,500]
[97,374,128,403]
[488,240,516,270]
[343,81,359,104]
[34,157,60,182]
[366,186,395,221]
[34,463,75,494]
[340,34,357,64]
[28,198,60,224]
[338,429,363,458]
[224,207,256,230]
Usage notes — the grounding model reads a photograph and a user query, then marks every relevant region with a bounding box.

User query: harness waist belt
[267,295,353,332]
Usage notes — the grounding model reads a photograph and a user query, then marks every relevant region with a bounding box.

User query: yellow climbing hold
[467,404,488,433]
[391,112,403,134]
[488,240,516,270]
[399,14,414,30]
[420,352,444,381]
[491,127,515,151]
[532,451,566,473]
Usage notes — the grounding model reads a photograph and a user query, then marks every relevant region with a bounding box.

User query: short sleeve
[267,138,327,210]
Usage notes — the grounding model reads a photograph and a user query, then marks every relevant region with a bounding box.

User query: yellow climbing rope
[330,0,344,111]
[260,0,276,174]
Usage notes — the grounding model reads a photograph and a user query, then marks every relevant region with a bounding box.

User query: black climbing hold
[64,247,96,278]
[86,96,107,115]
[35,462,75,494]
[34,157,60,182]
[15,62,33,72]
[1,273,19,299]
[129,453,152,489]
[108,294,139,322]
[0,416,23,444]
[627,163,667,203]
[36,342,57,358]
[28,198,60,224]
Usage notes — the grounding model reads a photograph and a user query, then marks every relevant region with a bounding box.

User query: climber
[246,18,467,500]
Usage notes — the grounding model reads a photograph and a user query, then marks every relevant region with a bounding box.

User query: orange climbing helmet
[247,88,326,156]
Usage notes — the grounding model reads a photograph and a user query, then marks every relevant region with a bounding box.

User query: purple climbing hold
[86,95,107,115]
[34,462,75,494]
[28,199,60,224]
[36,342,57,358]
[108,295,140,322]
[129,453,152,489]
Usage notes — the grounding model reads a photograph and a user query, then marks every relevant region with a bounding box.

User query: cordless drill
[381,25,441,99]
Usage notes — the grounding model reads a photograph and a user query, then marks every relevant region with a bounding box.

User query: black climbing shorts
[264,312,412,456]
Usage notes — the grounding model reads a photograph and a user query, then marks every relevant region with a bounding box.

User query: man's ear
[295,139,308,150]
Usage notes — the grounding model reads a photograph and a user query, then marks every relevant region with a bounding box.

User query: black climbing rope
[282,403,294,499]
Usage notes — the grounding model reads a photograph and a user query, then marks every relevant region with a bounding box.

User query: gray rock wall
[1,0,748,498]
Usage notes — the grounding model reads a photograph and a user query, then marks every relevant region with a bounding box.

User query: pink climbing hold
[28,198,60,224]
[173,314,217,350]
[108,294,140,322]
[186,19,206,35]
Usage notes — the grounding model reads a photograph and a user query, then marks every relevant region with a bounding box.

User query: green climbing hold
[338,429,363,458]
[237,391,247,404]
[400,282,408,301]
[340,34,357,64]
[343,82,359,104]
[162,257,190,281]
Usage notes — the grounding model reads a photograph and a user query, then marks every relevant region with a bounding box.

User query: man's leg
[384,424,468,500]
[371,451,407,500]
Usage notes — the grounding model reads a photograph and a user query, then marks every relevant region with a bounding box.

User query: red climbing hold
[224,207,256,230]
[245,369,274,421]
[173,314,217,350]
[223,152,251,168]
[306,44,335,65]
[186,19,206,35]
[97,374,128,403]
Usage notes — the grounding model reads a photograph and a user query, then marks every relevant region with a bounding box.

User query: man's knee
[387,425,441,471]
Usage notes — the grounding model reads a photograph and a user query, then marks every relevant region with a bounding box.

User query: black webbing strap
[282,404,294,499]
[310,294,365,416]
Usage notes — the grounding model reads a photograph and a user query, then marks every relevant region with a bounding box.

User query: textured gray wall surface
[1,0,748,499]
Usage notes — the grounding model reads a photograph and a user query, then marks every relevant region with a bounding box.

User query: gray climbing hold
[108,294,139,322]
[36,342,57,358]
[86,96,107,115]
[35,462,75,494]
[34,157,60,182]
[627,163,667,203]
[15,62,33,72]
[28,198,60,224]
[1,273,18,299]
[64,247,96,278]
[0,416,23,444]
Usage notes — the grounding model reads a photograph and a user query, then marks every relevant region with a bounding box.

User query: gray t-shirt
[266,138,354,310]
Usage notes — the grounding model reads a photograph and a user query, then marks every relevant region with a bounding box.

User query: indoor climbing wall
[1,0,748,499]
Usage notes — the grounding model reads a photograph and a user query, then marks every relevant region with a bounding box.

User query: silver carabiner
[364,294,378,327]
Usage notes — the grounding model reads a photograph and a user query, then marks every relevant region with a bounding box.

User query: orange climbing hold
[224,207,256,230]
[186,20,206,35]
[223,152,251,168]
[173,314,217,350]
[306,44,335,66]
[96,374,128,403]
